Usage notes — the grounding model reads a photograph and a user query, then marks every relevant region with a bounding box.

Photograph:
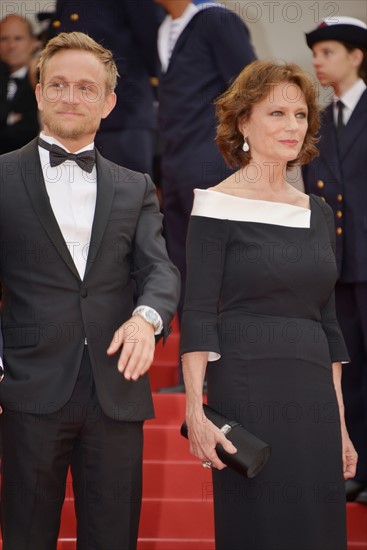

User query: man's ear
[102,91,117,119]
[35,82,43,111]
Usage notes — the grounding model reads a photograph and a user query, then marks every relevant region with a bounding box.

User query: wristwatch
[132,306,163,333]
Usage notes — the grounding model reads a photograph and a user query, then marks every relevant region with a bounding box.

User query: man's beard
[42,112,100,141]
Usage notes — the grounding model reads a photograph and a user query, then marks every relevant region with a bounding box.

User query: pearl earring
[242,137,249,152]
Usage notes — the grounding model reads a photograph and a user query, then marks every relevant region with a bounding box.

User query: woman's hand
[186,409,237,470]
[332,362,358,479]
[182,352,236,469]
[341,426,358,480]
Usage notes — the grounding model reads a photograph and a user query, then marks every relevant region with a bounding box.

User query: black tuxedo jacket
[0,63,39,154]
[302,90,367,283]
[0,139,180,419]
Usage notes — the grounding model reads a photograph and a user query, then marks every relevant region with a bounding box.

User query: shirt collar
[10,66,28,79]
[39,131,95,154]
[335,78,367,112]
[163,2,198,28]
[163,1,221,29]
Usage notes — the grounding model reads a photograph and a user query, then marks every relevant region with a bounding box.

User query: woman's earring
[242,137,249,152]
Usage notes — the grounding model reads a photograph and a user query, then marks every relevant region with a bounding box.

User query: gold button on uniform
[336,227,343,236]
[317,180,324,189]
[320,196,326,202]
[70,13,79,21]
[52,20,61,28]
[337,194,343,202]
[336,210,342,219]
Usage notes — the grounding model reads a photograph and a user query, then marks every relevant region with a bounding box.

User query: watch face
[146,310,157,322]
[146,310,159,327]
[135,307,159,329]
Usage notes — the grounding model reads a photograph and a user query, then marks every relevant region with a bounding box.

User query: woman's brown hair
[215,60,320,169]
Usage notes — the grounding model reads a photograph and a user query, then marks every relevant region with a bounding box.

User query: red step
[149,315,180,391]
[143,462,213,499]
[148,398,186,427]
[347,503,367,548]
[140,499,214,539]
[144,425,192,460]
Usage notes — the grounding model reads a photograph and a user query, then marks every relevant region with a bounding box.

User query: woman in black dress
[180,61,358,550]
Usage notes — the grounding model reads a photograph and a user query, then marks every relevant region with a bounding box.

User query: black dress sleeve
[314,196,350,363]
[180,215,229,360]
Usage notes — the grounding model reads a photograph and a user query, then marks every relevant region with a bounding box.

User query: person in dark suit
[0,15,39,154]
[303,16,367,502]
[47,0,163,173]
[155,0,256,390]
[0,31,180,550]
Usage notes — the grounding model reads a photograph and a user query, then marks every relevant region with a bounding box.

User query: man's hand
[107,316,155,381]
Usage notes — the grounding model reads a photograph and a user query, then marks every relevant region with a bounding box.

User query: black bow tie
[38,137,96,173]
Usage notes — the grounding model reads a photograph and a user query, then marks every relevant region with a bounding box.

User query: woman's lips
[279,140,298,145]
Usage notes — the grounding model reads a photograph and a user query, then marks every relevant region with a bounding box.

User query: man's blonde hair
[38,31,118,92]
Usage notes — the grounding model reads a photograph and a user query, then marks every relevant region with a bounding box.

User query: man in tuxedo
[0,15,39,154]
[0,31,180,549]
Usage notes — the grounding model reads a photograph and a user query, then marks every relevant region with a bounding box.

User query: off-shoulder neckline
[197,188,311,212]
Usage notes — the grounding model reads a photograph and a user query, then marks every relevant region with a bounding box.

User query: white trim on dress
[191,188,311,228]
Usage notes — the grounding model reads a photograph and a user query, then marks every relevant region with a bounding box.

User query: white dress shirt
[333,78,367,126]
[38,132,97,280]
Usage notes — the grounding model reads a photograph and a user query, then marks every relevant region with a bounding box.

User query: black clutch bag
[181,404,271,478]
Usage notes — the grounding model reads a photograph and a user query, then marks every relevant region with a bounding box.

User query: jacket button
[337,194,343,202]
[317,180,324,189]
[80,288,88,298]
[336,227,343,236]
[70,13,79,21]
[336,210,342,219]
[52,20,61,28]
[320,196,326,202]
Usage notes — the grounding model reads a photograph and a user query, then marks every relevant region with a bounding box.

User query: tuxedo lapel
[84,151,115,279]
[20,139,81,280]
[339,90,367,160]
[319,105,343,183]
[20,142,116,280]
